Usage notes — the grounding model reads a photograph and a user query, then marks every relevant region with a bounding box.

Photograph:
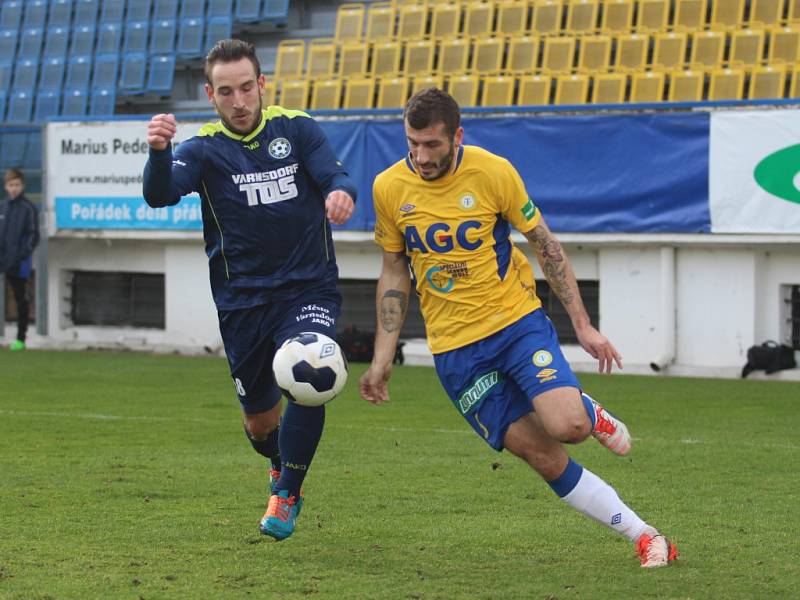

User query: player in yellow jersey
[359,88,677,568]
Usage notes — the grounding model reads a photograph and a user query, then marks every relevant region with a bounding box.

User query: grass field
[1,349,798,599]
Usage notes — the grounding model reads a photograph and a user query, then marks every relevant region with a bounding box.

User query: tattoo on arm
[524,227,576,306]
[380,289,407,333]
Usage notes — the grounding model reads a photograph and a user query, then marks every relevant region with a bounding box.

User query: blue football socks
[276,402,325,497]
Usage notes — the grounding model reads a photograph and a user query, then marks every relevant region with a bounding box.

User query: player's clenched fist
[147,113,177,151]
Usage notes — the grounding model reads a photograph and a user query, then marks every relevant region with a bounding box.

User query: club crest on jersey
[268,137,291,159]
[459,194,476,210]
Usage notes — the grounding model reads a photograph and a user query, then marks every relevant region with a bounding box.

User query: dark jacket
[0,193,40,278]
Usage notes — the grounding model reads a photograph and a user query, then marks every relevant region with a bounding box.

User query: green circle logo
[753,144,800,205]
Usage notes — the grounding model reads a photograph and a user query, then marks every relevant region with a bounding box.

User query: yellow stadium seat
[463,1,495,38]
[708,67,744,100]
[518,73,552,104]
[335,3,366,43]
[555,73,589,103]
[377,76,409,108]
[280,78,310,110]
[636,0,668,32]
[592,72,627,103]
[531,0,563,37]
[275,40,305,79]
[481,74,515,106]
[397,3,428,39]
[343,76,375,109]
[404,38,436,74]
[630,69,666,102]
[565,0,599,34]
[310,79,342,110]
[577,35,611,72]
[263,79,277,105]
[412,72,445,93]
[542,35,577,74]
[497,1,529,36]
[768,26,800,65]
[748,0,785,27]
[689,30,726,68]
[471,37,505,73]
[307,38,336,78]
[601,0,634,34]
[366,2,396,40]
[615,33,649,72]
[430,2,461,39]
[439,37,471,73]
[507,34,540,73]
[653,31,688,69]
[668,68,705,101]
[791,68,800,97]
[728,28,766,67]
[789,0,800,22]
[338,41,369,77]
[709,0,745,30]
[673,0,708,31]
[447,73,479,106]
[748,64,787,99]
[371,40,402,76]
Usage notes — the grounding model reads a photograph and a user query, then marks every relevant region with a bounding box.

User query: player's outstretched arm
[523,216,623,374]
[359,250,411,405]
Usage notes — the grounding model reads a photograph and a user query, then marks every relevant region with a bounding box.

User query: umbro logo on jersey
[172,159,186,167]
[268,137,292,159]
[399,203,416,212]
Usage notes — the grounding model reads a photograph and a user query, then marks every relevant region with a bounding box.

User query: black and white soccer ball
[273,332,348,406]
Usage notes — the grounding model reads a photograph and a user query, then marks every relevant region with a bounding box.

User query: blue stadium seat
[0,130,28,165]
[39,56,66,91]
[100,0,125,24]
[49,0,73,28]
[96,22,122,55]
[11,58,38,93]
[207,0,233,19]
[61,87,88,115]
[65,54,91,89]
[150,19,176,55]
[119,52,147,93]
[235,0,261,23]
[126,0,151,21]
[91,53,118,89]
[43,26,69,58]
[34,89,60,121]
[263,0,289,25]
[71,24,96,56]
[18,27,44,60]
[22,0,48,29]
[0,90,6,121]
[0,1,23,31]
[146,54,175,94]
[74,0,99,25]
[0,59,12,92]
[7,90,33,121]
[180,0,205,19]
[123,20,149,54]
[177,17,204,58]
[0,28,17,61]
[89,86,115,115]
[204,16,232,53]
[153,0,178,21]
[23,131,42,168]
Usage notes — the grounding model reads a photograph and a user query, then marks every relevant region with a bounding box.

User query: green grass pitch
[1,349,798,599]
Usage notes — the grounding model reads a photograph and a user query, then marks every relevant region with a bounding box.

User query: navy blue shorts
[433,309,581,451]
[218,295,340,414]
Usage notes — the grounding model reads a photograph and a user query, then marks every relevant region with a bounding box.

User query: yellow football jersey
[373,145,543,353]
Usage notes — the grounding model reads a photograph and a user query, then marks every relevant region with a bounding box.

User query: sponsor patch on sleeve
[521,198,536,220]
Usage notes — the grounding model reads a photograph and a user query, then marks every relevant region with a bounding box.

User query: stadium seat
[262,79,276,104]
[577,35,611,73]
[75,0,100,26]
[542,36,577,74]
[789,0,800,22]
[43,27,70,58]
[404,38,435,75]
[447,73,479,107]
[496,1,529,36]
[335,3,365,43]
[507,35,540,73]
[12,58,38,93]
[34,89,60,121]
[614,33,649,72]
[307,38,336,78]
[119,52,147,93]
[65,55,91,90]
[430,2,461,39]
[147,54,175,94]
[471,37,504,74]
[310,78,342,110]
[150,19,177,55]
[411,72,444,94]
[653,31,688,69]
[0,59,12,92]
[555,73,589,104]
[280,78,309,109]
[708,67,744,100]
[0,1,23,31]
[531,0,563,36]
[673,0,707,31]
[22,0,47,29]
[397,3,426,39]
[207,0,232,19]
[748,0,785,27]
[791,68,800,97]
[89,86,116,115]
[370,40,402,77]
[636,0,669,32]
[124,21,149,54]
[204,17,232,53]
[262,0,289,25]
[517,74,553,105]
[18,28,44,60]
[630,69,666,102]
[0,90,7,120]
[23,131,42,168]
[71,25,97,56]
[748,64,786,99]
[39,56,66,92]
[602,0,634,33]
[366,2,395,40]
[565,0,599,34]
[0,29,18,61]
[0,129,27,164]
[92,53,119,89]
[729,28,765,67]
[439,37,470,74]
[343,76,375,109]
[96,22,123,56]
[100,0,126,24]
[48,0,73,28]
[126,0,152,21]
[338,41,368,77]
[768,26,800,65]
[153,0,178,21]
[177,18,204,58]
[235,0,261,23]
[376,75,408,109]
[274,39,305,78]
[61,87,88,115]
[709,0,745,30]
[7,90,33,121]
[480,74,515,107]
[180,0,206,19]
[667,68,705,101]
[463,1,494,38]
[689,30,726,68]
[592,72,627,103]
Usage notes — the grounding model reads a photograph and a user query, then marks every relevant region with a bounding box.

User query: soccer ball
[273,332,348,406]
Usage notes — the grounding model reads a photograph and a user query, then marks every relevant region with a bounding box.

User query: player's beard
[416,141,455,181]
[217,96,263,136]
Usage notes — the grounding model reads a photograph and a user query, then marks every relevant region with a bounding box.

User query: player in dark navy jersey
[143,39,356,540]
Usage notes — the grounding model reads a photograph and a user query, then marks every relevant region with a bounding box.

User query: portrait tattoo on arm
[524,226,576,306]
[380,289,407,333]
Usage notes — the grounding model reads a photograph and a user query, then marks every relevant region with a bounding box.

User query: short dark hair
[403,88,461,138]
[204,38,261,85]
[4,168,24,184]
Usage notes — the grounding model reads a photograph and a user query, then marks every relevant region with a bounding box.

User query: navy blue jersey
[143,106,357,310]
